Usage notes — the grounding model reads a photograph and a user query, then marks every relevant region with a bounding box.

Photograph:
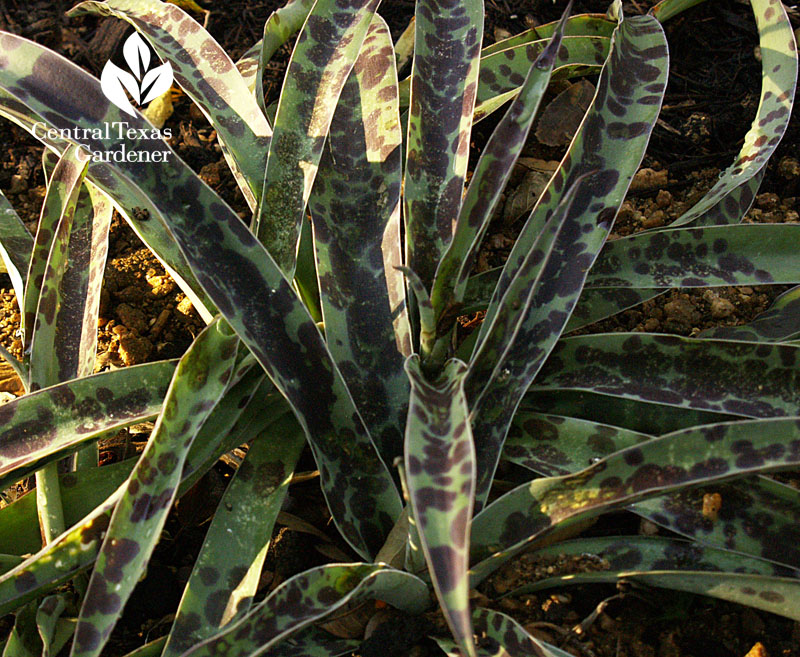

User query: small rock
[0,361,24,396]
[756,192,779,211]
[118,334,153,366]
[115,284,145,303]
[743,642,768,657]
[778,156,800,179]
[643,318,660,332]
[116,303,149,334]
[642,210,665,229]
[147,275,175,298]
[630,167,668,192]
[640,519,659,535]
[656,189,673,209]
[176,297,195,316]
[710,297,735,319]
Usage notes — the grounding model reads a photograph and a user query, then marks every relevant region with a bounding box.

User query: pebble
[642,210,665,228]
[744,642,768,657]
[118,334,153,366]
[710,297,735,319]
[630,167,668,191]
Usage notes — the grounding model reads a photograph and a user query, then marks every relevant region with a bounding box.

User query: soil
[0,1,799,656]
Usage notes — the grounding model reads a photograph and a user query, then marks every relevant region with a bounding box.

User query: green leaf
[564,288,667,333]
[523,389,738,435]
[0,32,402,559]
[255,0,380,276]
[466,12,668,508]
[405,357,475,657]
[665,0,796,228]
[36,594,75,657]
[308,15,411,465]
[532,334,800,418]
[404,0,483,290]
[0,361,176,491]
[470,416,800,583]
[71,318,239,657]
[178,564,430,657]
[0,187,33,303]
[254,0,316,113]
[699,285,800,342]
[504,411,651,477]
[587,224,800,289]
[69,0,272,208]
[24,144,87,365]
[163,414,305,657]
[482,14,615,56]
[430,5,571,333]
[0,80,215,321]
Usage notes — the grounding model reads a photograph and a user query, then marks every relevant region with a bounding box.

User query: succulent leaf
[404,0,483,290]
[255,0,380,276]
[405,356,475,657]
[309,15,411,465]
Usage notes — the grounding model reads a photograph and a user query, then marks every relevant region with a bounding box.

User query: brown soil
[0,1,799,656]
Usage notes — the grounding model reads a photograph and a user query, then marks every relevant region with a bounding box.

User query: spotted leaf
[404,0,483,290]
[405,356,475,657]
[70,0,272,209]
[308,16,411,465]
[178,564,429,657]
[255,0,380,276]
[162,414,305,657]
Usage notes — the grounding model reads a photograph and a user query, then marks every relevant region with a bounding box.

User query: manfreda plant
[0,0,798,655]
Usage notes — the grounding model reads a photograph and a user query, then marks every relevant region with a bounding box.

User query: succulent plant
[0,0,798,655]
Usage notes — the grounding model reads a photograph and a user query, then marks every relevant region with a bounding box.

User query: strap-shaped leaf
[507,537,800,619]
[308,16,410,465]
[523,389,738,435]
[0,495,117,617]
[254,0,316,112]
[482,14,615,56]
[0,188,33,303]
[503,417,800,570]
[255,0,380,276]
[404,0,483,290]
[435,608,566,657]
[532,334,800,418]
[405,356,475,657]
[0,361,176,491]
[587,224,800,288]
[465,14,668,508]
[0,33,402,559]
[430,5,571,332]
[71,318,239,657]
[564,288,667,332]
[0,86,215,320]
[470,416,800,582]
[70,0,272,208]
[36,594,75,657]
[0,375,284,616]
[667,0,796,227]
[699,286,800,342]
[634,476,800,570]
[0,459,133,556]
[32,155,112,390]
[162,414,305,657]
[179,564,430,657]
[504,412,651,477]
[465,177,588,507]
[24,145,87,363]
[520,567,800,621]
[475,35,609,107]
[525,536,798,581]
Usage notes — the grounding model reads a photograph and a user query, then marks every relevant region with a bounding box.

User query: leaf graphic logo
[100,32,173,117]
